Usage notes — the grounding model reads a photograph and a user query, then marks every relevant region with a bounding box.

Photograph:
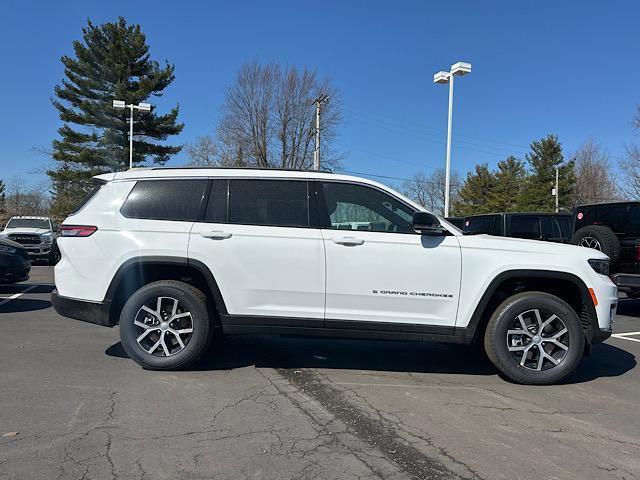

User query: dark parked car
[0,237,31,284]
[461,212,573,243]
[571,201,640,296]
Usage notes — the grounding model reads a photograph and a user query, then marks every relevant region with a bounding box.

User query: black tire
[484,291,584,385]
[119,280,214,370]
[570,225,620,264]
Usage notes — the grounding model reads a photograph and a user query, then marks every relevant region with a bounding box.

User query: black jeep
[571,201,640,296]
[460,212,573,243]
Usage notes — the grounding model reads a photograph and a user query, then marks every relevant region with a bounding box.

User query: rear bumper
[51,289,114,327]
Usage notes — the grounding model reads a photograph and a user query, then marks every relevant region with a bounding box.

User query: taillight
[60,225,98,237]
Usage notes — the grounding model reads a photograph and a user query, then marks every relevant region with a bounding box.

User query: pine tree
[518,135,575,212]
[452,164,497,216]
[487,156,526,212]
[48,17,184,217]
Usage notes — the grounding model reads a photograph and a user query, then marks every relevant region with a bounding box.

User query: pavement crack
[274,367,483,480]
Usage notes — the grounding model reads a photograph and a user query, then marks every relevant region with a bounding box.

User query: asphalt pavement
[1,267,638,480]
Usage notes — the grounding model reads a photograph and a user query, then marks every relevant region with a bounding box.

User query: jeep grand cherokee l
[51,168,617,385]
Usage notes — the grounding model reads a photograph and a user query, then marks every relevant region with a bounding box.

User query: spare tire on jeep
[570,225,620,263]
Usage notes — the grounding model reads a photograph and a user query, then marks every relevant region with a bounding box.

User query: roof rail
[149,166,334,174]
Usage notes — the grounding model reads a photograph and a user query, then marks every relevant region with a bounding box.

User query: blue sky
[1,0,638,189]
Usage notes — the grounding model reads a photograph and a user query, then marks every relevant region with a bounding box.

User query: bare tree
[401,169,461,216]
[217,60,342,170]
[186,135,219,166]
[620,106,640,199]
[572,139,618,205]
[1,176,51,222]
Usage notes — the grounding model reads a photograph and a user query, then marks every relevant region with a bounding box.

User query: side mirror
[413,211,446,235]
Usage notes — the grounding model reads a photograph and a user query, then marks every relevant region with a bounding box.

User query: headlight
[42,235,53,244]
[0,245,17,254]
[588,259,610,276]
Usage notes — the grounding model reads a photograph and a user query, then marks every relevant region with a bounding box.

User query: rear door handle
[333,236,365,246]
[200,230,232,240]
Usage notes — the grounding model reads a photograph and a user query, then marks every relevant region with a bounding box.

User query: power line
[343,102,531,149]
[344,109,527,158]
[347,147,443,170]
[335,168,462,188]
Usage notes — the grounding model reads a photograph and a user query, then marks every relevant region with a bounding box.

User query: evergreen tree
[518,135,575,212]
[48,17,184,217]
[487,156,526,212]
[452,164,497,216]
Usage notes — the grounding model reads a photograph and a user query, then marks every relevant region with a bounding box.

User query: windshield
[6,218,50,230]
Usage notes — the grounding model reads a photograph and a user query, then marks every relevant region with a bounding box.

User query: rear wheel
[484,292,584,385]
[119,280,213,370]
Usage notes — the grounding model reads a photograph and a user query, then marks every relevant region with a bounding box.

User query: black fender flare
[105,256,228,325]
[458,269,597,343]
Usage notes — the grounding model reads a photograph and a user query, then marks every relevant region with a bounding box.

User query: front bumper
[22,244,53,258]
[51,289,113,327]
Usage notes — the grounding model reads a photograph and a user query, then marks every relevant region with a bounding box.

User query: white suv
[52,168,617,384]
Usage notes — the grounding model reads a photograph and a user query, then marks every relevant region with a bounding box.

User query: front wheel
[119,280,214,370]
[484,292,584,385]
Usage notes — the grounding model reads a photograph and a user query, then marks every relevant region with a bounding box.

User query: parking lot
[0,267,638,480]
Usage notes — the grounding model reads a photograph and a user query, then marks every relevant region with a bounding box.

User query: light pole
[433,61,472,217]
[112,99,152,169]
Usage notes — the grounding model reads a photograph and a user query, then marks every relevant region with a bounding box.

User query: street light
[112,99,153,169]
[433,61,471,217]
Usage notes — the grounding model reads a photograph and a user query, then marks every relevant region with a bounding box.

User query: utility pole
[554,167,559,213]
[313,94,328,171]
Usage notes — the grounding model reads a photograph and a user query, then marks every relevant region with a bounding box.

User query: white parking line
[612,331,640,343]
[0,286,36,307]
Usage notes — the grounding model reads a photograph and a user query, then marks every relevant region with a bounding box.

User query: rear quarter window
[120,179,208,221]
[70,181,105,215]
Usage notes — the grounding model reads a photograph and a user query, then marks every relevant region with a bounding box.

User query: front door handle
[333,236,365,246]
[200,230,232,240]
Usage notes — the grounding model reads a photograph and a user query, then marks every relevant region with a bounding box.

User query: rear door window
[228,179,310,227]
[121,179,208,221]
[203,180,228,223]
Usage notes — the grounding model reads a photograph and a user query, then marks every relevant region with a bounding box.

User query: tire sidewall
[571,226,619,263]
[488,293,584,385]
[119,282,210,370]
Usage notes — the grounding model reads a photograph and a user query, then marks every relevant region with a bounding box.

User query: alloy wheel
[578,236,602,250]
[133,296,194,356]
[506,308,569,371]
